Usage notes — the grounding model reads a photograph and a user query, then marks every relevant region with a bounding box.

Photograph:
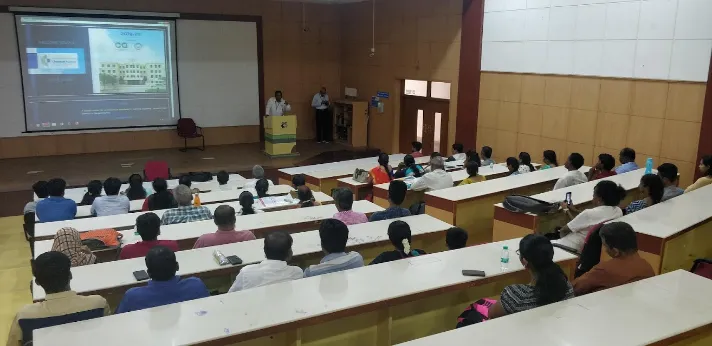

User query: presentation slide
[15,15,180,131]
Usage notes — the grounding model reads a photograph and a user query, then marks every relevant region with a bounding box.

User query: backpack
[503,195,559,214]
[456,298,496,328]
[187,172,213,182]
[79,229,122,250]
[353,168,369,183]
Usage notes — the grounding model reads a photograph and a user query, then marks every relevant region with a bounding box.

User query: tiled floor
[0,216,31,345]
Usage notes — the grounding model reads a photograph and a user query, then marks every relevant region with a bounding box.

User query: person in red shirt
[587,153,617,181]
[411,141,424,158]
[119,213,179,260]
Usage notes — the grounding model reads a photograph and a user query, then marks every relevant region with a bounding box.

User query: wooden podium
[264,115,299,158]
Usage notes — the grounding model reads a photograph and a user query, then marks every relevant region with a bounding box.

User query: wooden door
[400,97,450,156]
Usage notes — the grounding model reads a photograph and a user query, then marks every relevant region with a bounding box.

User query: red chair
[177,118,205,151]
[144,161,170,181]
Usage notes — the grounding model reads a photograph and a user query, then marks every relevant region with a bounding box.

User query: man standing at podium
[312,87,331,143]
[266,90,291,116]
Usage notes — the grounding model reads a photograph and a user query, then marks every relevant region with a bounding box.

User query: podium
[263,115,299,158]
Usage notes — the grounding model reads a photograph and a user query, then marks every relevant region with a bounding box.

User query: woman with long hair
[144,177,178,211]
[685,155,712,193]
[540,150,559,170]
[369,221,426,264]
[368,153,394,185]
[125,174,147,201]
[518,152,535,173]
[625,174,664,214]
[238,191,262,215]
[394,154,424,178]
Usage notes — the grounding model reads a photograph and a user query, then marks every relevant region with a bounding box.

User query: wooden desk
[302,154,421,193]
[425,166,589,245]
[396,270,712,346]
[33,238,577,346]
[276,155,406,186]
[335,157,438,201]
[491,169,647,242]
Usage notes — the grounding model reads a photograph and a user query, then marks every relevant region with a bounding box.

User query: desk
[425,166,589,244]
[33,238,577,346]
[396,270,712,346]
[491,169,647,242]
[335,157,437,201]
[276,155,406,186]
[32,214,452,301]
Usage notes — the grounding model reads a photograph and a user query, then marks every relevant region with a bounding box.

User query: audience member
[292,174,306,189]
[229,231,303,292]
[125,174,147,201]
[332,188,368,225]
[51,228,96,267]
[297,186,320,207]
[625,174,664,214]
[178,175,192,188]
[450,143,466,161]
[120,213,179,260]
[411,141,424,158]
[615,148,639,174]
[506,157,520,176]
[194,205,256,249]
[465,150,482,166]
[216,170,231,191]
[24,180,48,214]
[540,150,558,170]
[446,227,468,250]
[36,178,77,222]
[245,165,274,189]
[587,153,617,181]
[255,178,270,198]
[553,153,587,190]
[657,163,684,201]
[458,161,486,186]
[481,146,495,166]
[685,155,712,193]
[411,156,454,191]
[518,152,535,173]
[370,221,425,264]
[573,222,655,295]
[79,180,102,206]
[116,246,209,313]
[91,177,130,217]
[143,177,178,211]
[238,191,262,215]
[394,154,424,178]
[304,219,364,277]
[6,251,110,346]
[487,235,574,319]
[368,153,394,185]
[369,180,411,221]
[160,185,212,225]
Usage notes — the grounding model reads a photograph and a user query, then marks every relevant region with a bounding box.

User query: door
[400,97,450,156]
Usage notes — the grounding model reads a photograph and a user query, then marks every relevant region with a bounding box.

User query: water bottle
[213,250,228,266]
[490,162,494,170]
[193,193,202,206]
[645,158,653,174]
[500,245,510,271]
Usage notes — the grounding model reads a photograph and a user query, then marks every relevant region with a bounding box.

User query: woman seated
[540,150,558,170]
[465,150,482,166]
[125,174,148,201]
[394,154,424,178]
[506,157,520,176]
[51,228,97,267]
[80,180,102,206]
[518,152,535,174]
[370,221,426,265]
[368,153,394,185]
[625,174,664,214]
[587,153,617,181]
[142,178,178,211]
[255,178,270,198]
[238,191,263,215]
[458,161,486,186]
[297,186,321,208]
[685,155,712,193]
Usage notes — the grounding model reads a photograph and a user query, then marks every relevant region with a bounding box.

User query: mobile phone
[226,255,243,266]
[462,269,486,277]
[133,270,149,281]
[565,192,573,206]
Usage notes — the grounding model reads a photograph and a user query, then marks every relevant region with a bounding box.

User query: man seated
[445,227,468,250]
[411,156,454,191]
[411,141,423,158]
[370,180,411,221]
[228,231,303,292]
[7,251,110,346]
[657,163,684,201]
[587,153,617,181]
[160,185,213,225]
[304,219,364,277]
[120,213,179,260]
[448,143,466,161]
[614,147,639,174]
[553,153,587,190]
[36,178,77,222]
[216,170,232,191]
[290,174,306,199]
[331,188,368,225]
[244,165,274,189]
[481,146,495,166]
[25,180,48,215]
[573,222,654,295]
[193,205,256,248]
[116,246,209,313]
[91,177,130,217]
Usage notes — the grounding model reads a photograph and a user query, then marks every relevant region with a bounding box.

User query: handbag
[353,168,370,183]
[79,229,122,250]
[503,194,559,214]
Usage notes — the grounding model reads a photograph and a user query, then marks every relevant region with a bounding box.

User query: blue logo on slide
[26,48,86,75]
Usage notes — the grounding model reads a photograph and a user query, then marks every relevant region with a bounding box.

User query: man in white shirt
[228,231,303,292]
[265,90,292,116]
[91,177,130,217]
[411,156,454,191]
[311,87,331,143]
[553,153,588,190]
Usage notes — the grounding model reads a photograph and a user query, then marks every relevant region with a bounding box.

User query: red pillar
[455,0,485,149]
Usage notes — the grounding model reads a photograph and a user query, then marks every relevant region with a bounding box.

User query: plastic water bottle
[193,193,202,206]
[490,162,494,171]
[500,245,510,271]
[645,158,653,174]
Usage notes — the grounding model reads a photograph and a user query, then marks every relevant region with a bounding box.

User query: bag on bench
[503,195,559,214]
[353,168,369,183]
[186,172,213,182]
[80,229,122,250]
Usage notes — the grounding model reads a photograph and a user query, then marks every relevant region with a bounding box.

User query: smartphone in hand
[462,270,486,277]
[565,192,573,206]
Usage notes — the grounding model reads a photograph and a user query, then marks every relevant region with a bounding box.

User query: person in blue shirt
[35,178,77,222]
[369,180,411,222]
[304,219,364,277]
[615,147,639,174]
[116,246,209,313]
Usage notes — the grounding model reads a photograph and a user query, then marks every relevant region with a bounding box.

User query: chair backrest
[177,118,197,137]
[691,259,712,280]
[574,223,605,278]
[19,308,105,344]
[23,212,35,240]
[144,161,169,181]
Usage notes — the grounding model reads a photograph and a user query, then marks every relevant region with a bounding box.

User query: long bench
[276,154,407,186]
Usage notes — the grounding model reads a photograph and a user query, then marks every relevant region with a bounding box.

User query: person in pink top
[331,188,368,225]
[193,205,256,249]
[411,141,424,158]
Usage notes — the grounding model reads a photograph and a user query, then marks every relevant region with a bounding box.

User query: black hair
[145,246,178,281]
[445,227,468,250]
[320,219,349,254]
[519,152,535,172]
[152,177,167,192]
[594,180,627,206]
[275,90,283,97]
[481,146,493,159]
[125,174,147,200]
[430,152,442,158]
[148,177,177,211]
[87,180,102,196]
[388,180,408,205]
[403,154,422,178]
[297,186,315,207]
[543,150,558,167]
[217,171,229,185]
[599,153,616,171]
[452,143,464,154]
[702,155,712,177]
[46,178,67,197]
[136,213,161,241]
[179,175,192,188]
[412,141,423,151]
[506,157,519,172]
[466,150,481,166]
[33,181,49,198]
[378,153,394,180]
[600,222,638,253]
[388,220,413,254]
[255,178,270,198]
[333,187,354,211]
[568,153,584,170]
[103,177,122,196]
[518,234,569,307]
[640,174,664,205]
[657,163,679,183]
[292,174,306,188]
[465,161,480,177]
[620,147,636,162]
[264,231,293,261]
[214,205,237,227]
[33,251,71,294]
[239,191,256,215]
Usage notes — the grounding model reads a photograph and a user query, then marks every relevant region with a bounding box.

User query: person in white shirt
[312,87,331,143]
[552,180,626,252]
[449,143,466,161]
[553,153,588,190]
[243,165,275,189]
[91,177,130,217]
[228,231,303,292]
[265,90,292,116]
[411,156,454,191]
